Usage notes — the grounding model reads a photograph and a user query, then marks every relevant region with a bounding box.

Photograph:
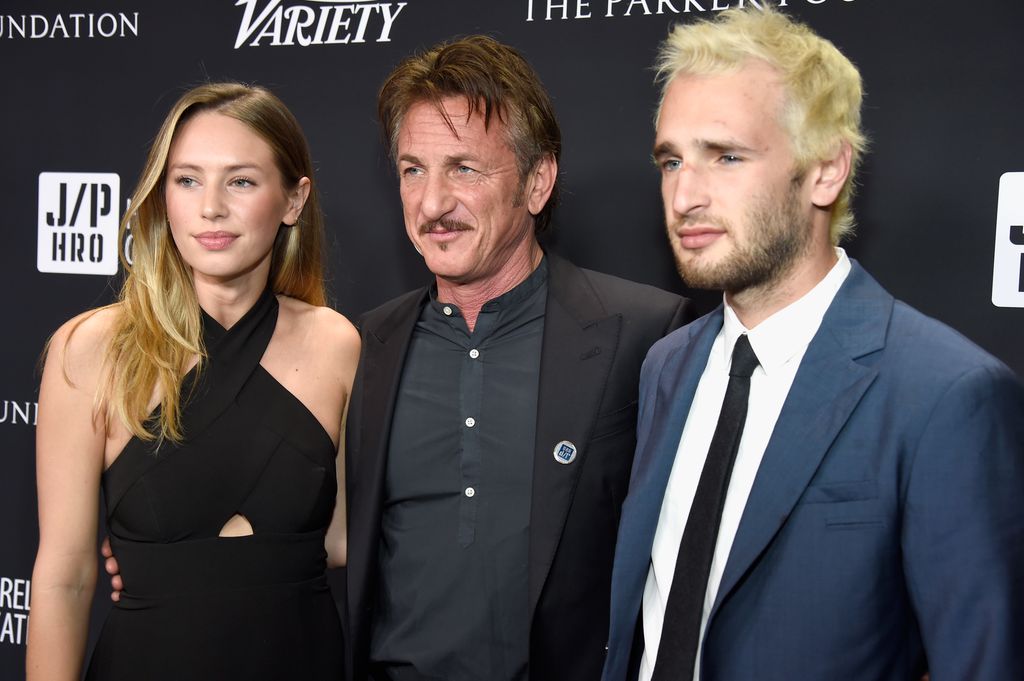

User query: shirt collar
[427,256,549,317]
[722,248,851,375]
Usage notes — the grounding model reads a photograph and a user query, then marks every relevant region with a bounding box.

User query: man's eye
[456,165,476,175]
[662,159,681,172]
[401,166,423,177]
[720,154,742,164]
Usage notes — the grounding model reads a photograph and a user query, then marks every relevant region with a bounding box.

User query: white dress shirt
[640,249,852,681]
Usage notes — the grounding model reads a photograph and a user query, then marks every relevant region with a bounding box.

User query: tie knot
[729,334,759,378]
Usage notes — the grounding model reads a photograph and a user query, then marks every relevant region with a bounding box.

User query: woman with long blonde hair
[27,83,358,680]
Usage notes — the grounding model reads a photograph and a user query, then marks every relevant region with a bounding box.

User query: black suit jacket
[345,254,694,681]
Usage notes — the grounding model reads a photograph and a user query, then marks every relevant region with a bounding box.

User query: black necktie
[651,333,760,681]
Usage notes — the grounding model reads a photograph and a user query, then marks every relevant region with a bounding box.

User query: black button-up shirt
[371,259,548,681]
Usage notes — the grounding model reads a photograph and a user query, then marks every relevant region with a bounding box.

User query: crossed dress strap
[102,287,279,517]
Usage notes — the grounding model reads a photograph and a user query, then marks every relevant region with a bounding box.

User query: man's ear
[809,141,852,209]
[284,176,312,225]
[526,154,557,216]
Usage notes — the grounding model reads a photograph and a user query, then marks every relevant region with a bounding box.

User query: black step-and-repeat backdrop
[2,0,1022,676]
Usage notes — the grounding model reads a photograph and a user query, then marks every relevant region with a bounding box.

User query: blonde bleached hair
[104,82,325,443]
[655,7,867,244]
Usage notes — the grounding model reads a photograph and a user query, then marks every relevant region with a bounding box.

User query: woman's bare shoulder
[277,296,360,354]
[45,304,123,386]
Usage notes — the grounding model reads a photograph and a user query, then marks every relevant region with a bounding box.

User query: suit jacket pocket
[799,480,883,530]
[800,479,877,504]
[590,401,639,441]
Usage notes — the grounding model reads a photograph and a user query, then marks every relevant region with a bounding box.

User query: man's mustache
[670,214,729,232]
[420,218,473,234]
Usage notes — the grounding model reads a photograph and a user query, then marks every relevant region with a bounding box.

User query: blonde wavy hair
[655,7,867,244]
[105,82,325,443]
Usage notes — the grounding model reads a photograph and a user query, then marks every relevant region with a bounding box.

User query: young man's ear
[809,142,852,209]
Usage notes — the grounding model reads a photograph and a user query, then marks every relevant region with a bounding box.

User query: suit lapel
[711,263,892,613]
[348,289,427,615]
[354,290,427,490]
[629,311,721,520]
[605,311,719,679]
[527,255,620,615]
[614,312,720,608]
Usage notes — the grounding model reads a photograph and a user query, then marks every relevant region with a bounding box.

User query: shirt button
[469,348,480,359]
[465,417,476,428]
[465,487,476,498]
[442,305,453,316]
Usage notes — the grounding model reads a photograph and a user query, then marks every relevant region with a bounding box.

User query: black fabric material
[345,253,695,681]
[652,334,759,680]
[87,289,343,680]
[371,261,547,680]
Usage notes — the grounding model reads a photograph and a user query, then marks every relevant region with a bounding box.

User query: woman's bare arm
[26,309,114,681]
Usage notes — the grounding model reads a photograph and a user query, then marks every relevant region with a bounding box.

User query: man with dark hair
[346,35,694,681]
[604,8,1024,681]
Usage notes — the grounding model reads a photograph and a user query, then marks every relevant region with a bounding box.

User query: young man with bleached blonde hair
[604,7,1024,681]
[653,7,867,244]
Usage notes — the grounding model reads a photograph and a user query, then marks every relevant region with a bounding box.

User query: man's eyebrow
[696,138,758,155]
[396,153,482,165]
[652,141,679,158]
[652,139,761,158]
[443,154,482,166]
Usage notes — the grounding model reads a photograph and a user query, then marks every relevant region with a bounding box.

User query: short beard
[673,179,810,294]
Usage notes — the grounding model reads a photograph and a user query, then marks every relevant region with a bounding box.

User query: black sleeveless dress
[86,289,343,680]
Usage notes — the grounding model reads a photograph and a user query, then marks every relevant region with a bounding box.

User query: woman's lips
[194,232,238,250]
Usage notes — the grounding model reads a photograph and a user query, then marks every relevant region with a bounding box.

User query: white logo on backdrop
[0,577,30,647]
[234,0,407,48]
[526,0,854,21]
[992,172,1024,308]
[0,12,138,39]
[0,401,37,426]
[38,172,121,276]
